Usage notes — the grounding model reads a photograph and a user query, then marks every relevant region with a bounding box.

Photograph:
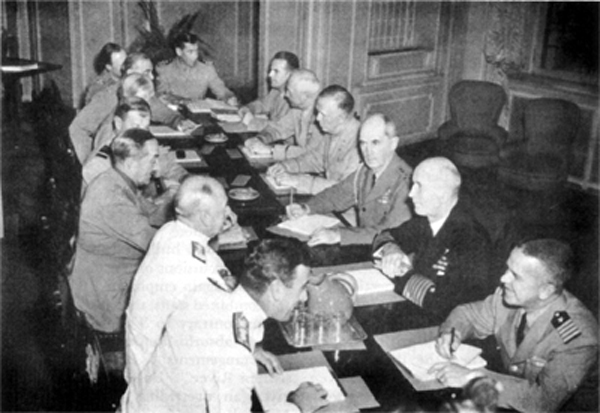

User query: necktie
[516,312,527,347]
[370,173,376,191]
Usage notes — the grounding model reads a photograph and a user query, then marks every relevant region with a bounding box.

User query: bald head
[175,176,229,237]
[285,69,321,110]
[409,157,461,222]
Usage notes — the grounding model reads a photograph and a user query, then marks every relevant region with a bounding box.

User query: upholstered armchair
[498,98,581,191]
[438,80,508,168]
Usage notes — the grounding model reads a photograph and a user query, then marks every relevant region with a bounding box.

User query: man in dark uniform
[372,157,491,321]
[431,239,598,412]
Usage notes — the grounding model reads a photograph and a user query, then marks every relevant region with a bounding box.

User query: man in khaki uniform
[286,113,412,246]
[267,85,360,195]
[244,69,324,161]
[156,32,236,105]
[432,239,598,413]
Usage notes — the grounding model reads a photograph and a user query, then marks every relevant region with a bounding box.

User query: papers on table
[186,98,233,113]
[255,366,345,412]
[220,120,266,134]
[240,145,272,161]
[277,214,341,237]
[261,173,292,194]
[150,125,189,138]
[389,340,486,382]
[173,149,204,166]
[186,98,242,122]
[345,268,395,296]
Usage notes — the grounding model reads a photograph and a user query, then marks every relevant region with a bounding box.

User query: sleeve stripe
[402,274,435,307]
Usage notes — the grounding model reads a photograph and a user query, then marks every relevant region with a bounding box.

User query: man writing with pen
[430,238,598,413]
[372,157,492,322]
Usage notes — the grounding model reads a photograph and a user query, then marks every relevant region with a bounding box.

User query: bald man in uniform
[432,239,598,412]
[373,157,492,321]
[244,69,324,161]
[121,177,327,412]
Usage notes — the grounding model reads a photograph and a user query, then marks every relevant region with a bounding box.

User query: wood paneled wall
[66,0,257,108]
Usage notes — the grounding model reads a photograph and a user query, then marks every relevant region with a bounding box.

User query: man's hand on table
[286,203,309,220]
[226,96,239,107]
[245,137,272,155]
[178,118,198,133]
[267,163,287,177]
[428,362,484,388]
[221,206,238,233]
[429,330,485,387]
[253,345,283,376]
[308,228,341,247]
[375,243,413,278]
[287,382,329,413]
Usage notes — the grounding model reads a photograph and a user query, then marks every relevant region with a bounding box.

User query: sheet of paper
[220,120,265,133]
[346,268,395,296]
[389,340,485,381]
[150,125,188,137]
[240,145,273,160]
[187,98,234,113]
[256,366,345,412]
[231,174,251,186]
[226,148,243,159]
[277,215,341,237]
[218,225,246,246]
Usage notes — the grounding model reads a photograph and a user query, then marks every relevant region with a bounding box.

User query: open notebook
[255,366,345,412]
[345,268,395,296]
[390,340,486,382]
[277,215,341,237]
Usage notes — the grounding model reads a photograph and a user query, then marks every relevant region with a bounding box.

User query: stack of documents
[345,268,395,296]
[255,366,345,412]
[150,125,189,137]
[277,215,341,237]
[240,145,273,160]
[390,340,486,381]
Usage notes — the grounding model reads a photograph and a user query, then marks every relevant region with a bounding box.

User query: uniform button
[362,208,366,212]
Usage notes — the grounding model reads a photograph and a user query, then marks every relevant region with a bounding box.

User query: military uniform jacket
[82,70,118,108]
[121,220,268,413]
[281,117,361,194]
[258,108,325,161]
[440,288,599,412]
[373,201,492,321]
[246,88,290,123]
[69,168,159,333]
[69,83,182,163]
[156,58,234,102]
[307,154,412,245]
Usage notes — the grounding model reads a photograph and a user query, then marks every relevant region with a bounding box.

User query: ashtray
[205,133,228,143]
[228,187,260,201]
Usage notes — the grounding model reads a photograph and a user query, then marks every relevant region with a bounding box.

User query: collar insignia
[191,241,206,263]
[233,312,251,352]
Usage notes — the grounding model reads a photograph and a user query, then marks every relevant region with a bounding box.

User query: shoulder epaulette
[552,311,581,344]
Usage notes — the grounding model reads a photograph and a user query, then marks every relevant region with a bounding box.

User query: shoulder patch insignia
[191,241,206,263]
[218,268,239,291]
[233,312,251,352]
[552,311,581,344]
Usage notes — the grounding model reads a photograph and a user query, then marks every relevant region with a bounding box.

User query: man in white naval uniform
[120,176,328,413]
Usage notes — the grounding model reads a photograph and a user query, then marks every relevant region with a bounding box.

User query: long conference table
[153,112,501,412]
